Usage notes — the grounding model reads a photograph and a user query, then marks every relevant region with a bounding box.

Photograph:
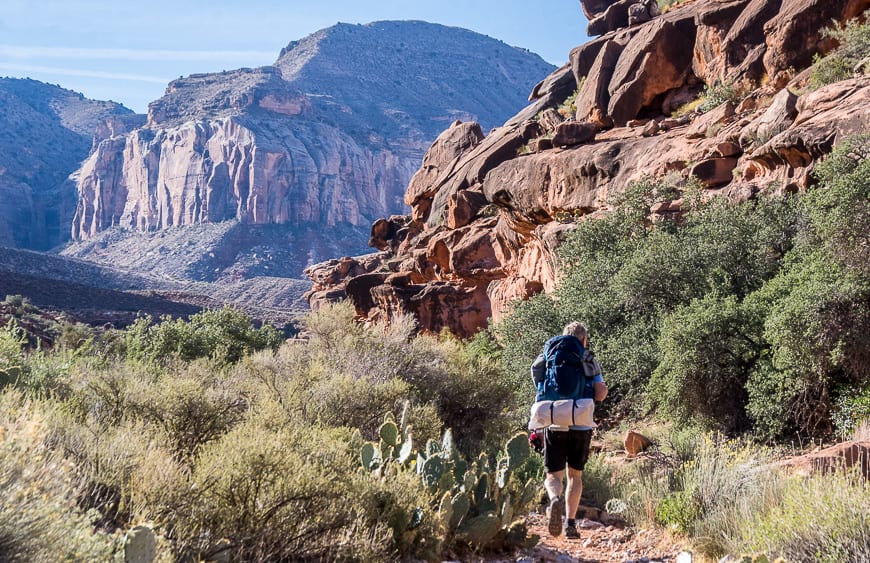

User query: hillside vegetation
[3,131,870,562]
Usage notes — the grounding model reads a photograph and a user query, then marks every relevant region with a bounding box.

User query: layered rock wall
[71,117,420,238]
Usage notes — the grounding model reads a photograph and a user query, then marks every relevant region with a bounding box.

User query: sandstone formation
[0,78,134,250]
[306,0,870,337]
[69,21,554,257]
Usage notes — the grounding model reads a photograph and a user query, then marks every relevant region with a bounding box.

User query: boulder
[624,430,652,456]
[628,2,651,25]
[552,122,599,146]
[426,120,543,227]
[588,0,638,36]
[739,88,798,148]
[537,108,565,133]
[405,121,485,209]
[686,102,736,139]
[447,189,489,229]
[778,441,870,479]
[690,157,741,187]
[575,39,626,126]
[580,0,619,19]
[607,18,696,126]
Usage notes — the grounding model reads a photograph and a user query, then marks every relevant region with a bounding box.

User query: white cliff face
[71,117,422,239]
[66,21,554,246]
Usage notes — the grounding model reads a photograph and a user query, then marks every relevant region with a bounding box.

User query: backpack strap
[549,401,555,426]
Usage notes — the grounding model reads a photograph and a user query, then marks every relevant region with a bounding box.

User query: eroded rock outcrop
[306,0,870,337]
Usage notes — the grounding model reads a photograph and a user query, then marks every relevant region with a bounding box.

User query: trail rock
[624,430,652,456]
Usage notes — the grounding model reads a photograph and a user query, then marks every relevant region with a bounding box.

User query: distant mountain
[0,78,137,250]
[67,21,555,284]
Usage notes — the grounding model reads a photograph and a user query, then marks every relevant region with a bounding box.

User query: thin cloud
[0,45,276,62]
[0,62,169,83]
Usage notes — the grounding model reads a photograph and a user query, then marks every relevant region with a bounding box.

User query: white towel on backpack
[528,398,596,430]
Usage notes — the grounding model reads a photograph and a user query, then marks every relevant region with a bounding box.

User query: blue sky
[0,0,589,113]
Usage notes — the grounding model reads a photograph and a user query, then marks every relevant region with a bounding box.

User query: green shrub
[557,87,579,118]
[648,294,763,431]
[699,81,740,112]
[125,307,282,366]
[0,320,26,387]
[810,11,870,89]
[745,251,870,438]
[832,383,870,438]
[809,134,870,275]
[655,490,699,533]
[147,419,419,561]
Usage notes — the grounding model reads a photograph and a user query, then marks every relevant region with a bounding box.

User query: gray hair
[562,321,587,341]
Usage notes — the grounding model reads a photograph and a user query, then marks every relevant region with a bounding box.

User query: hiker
[530,321,608,539]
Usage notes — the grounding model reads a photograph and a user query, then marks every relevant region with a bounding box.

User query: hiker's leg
[564,429,594,521]
[544,470,564,500]
[565,466,583,519]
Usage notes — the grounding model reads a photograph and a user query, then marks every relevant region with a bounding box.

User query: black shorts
[543,428,593,473]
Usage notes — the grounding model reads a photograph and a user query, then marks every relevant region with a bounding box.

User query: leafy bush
[150,420,410,561]
[699,81,740,112]
[557,87,579,118]
[833,383,870,438]
[498,177,800,424]
[0,320,26,386]
[125,307,282,366]
[649,294,762,431]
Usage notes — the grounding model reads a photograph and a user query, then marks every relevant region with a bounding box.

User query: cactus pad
[361,442,380,470]
[450,491,470,529]
[458,513,501,547]
[505,432,530,472]
[397,431,414,465]
[421,454,445,488]
[379,420,400,447]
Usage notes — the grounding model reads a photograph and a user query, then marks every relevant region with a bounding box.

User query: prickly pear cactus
[474,472,490,505]
[361,442,381,470]
[379,439,393,461]
[397,431,414,465]
[519,478,539,507]
[458,513,501,546]
[426,438,442,457]
[450,491,470,529]
[499,492,514,526]
[421,453,445,488]
[505,432,530,472]
[124,525,157,563]
[496,458,510,489]
[438,491,454,529]
[379,420,400,447]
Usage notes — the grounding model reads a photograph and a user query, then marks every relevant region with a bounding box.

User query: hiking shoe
[547,497,564,537]
[564,521,580,539]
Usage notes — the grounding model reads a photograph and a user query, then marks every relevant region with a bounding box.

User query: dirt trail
[471,511,686,563]
[520,512,685,563]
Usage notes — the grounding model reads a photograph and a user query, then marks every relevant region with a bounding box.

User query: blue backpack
[536,335,596,402]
